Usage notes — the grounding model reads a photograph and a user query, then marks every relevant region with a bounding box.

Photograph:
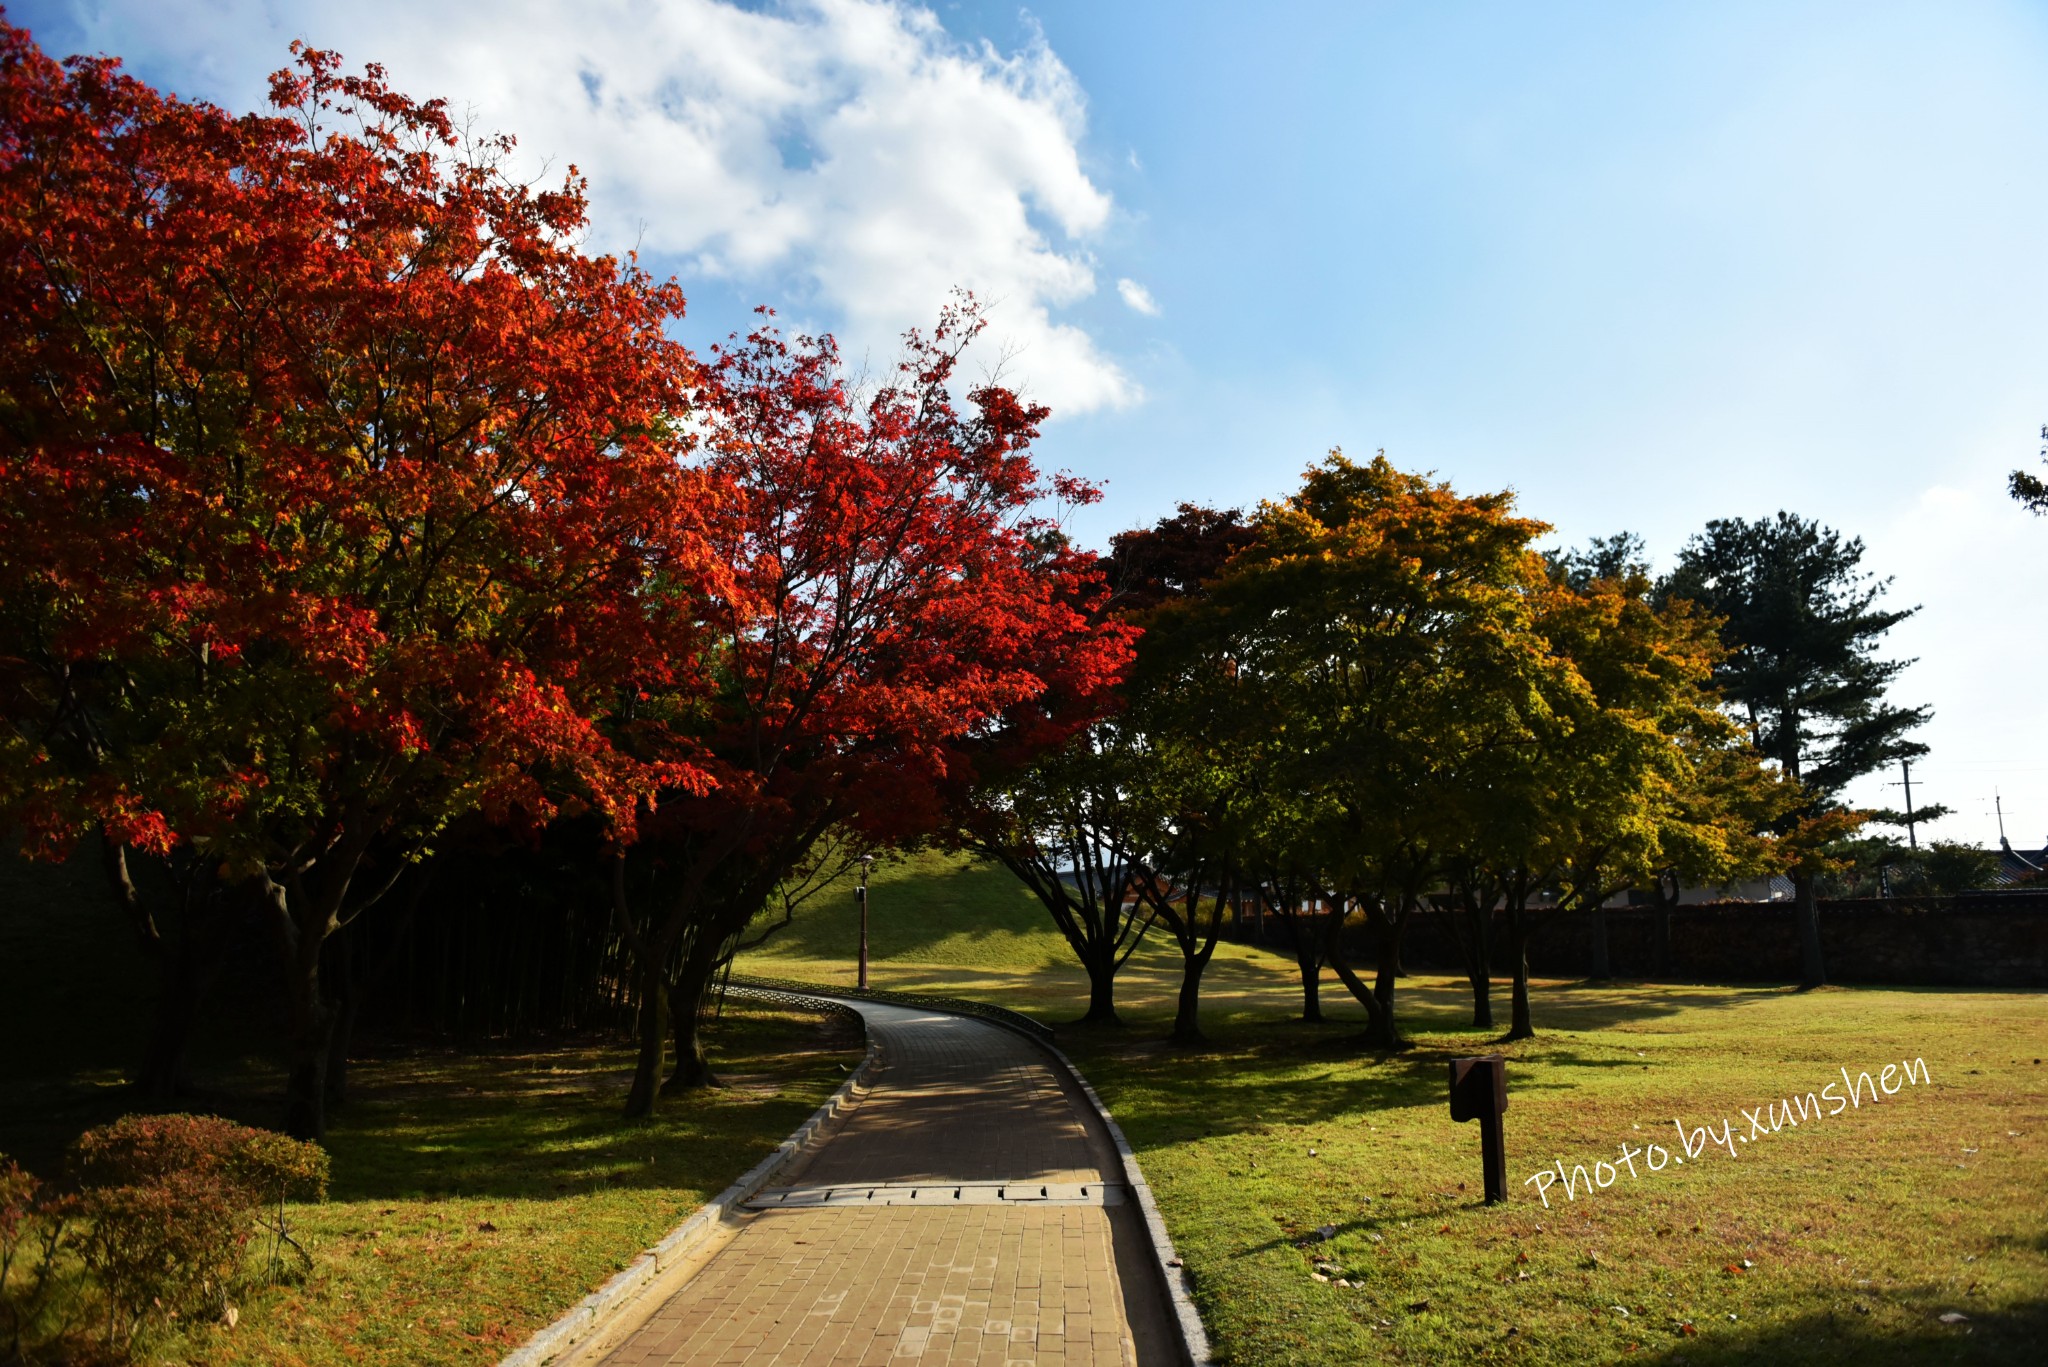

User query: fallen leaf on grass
[1939,1312,1970,1324]
[1408,1299,1430,1312]
[477,1221,498,1233]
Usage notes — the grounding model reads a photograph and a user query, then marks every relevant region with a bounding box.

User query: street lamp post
[856,854,874,990]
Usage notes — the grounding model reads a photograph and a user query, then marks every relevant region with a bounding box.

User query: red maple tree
[0,25,716,1137]
[606,302,1131,1114]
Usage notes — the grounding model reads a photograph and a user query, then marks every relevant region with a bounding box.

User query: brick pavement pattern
[597,1004,1140,1367]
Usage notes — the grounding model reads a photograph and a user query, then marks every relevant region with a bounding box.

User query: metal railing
[719,982,865,1028]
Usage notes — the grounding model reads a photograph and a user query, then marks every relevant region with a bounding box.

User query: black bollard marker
[1448,1055,1509,1204]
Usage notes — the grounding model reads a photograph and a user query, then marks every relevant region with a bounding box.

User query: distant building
[1994,840,2046,889]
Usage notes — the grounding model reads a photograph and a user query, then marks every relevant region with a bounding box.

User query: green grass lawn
[743,851,2048,1366]
[9,844,2044,1365]
[0,849,864,1367]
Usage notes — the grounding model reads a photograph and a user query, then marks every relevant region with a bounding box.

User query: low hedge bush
[0,1114,328,1362]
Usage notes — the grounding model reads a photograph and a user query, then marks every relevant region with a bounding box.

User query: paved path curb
[1036,1038,1214,1367]
[787,987,1213,1367]
[498,988,881,1367]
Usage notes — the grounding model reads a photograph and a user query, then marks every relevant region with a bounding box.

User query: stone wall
[1237,893,2048,988]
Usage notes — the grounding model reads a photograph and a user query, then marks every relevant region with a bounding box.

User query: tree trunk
[282,962,335,1142]
[1587,906,1611,981]
[1794,871,1825,989]
[621,956,668,1119]
[1171,953,1208,1046]
[1325,938,1400,1048]
[1275,903,1324,1021]
[1297,947,1324,1023]
[1466,901,1493,1029]
[662,968,723,1093]
[1506,909,1534,1041]
[1081,955,1121,1025]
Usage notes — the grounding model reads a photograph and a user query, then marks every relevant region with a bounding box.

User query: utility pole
[1901,759,1918,850]
[856,853,874,990]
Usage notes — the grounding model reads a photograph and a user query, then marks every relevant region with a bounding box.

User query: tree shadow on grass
[316,1007,861,1203]
[1078,1038,1551,1148]
[1637,1296,2047,1366]
[3,1004,860,1207]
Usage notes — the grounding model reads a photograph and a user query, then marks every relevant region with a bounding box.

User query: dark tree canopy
[1658,513,1929,798]
[1097,502,1254,616]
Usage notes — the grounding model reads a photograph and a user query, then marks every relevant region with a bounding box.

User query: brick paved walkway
[595,1003,1157,1367]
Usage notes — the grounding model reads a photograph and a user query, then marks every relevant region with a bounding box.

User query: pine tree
[1659,513,1930,987]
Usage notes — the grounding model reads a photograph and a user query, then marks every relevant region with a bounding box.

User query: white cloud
[53,0,1138,414]
[1116,277,1160,316]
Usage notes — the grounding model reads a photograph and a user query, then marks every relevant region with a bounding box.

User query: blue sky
[17,0,2048,846]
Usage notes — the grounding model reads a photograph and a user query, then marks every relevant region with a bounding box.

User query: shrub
[1,1155,83,1364]
[69,1113,327,1202]
[73,1173,244,1352]
[1,1156,39,1355]
[0,1156,34,1283]
[63,1115,330,1353]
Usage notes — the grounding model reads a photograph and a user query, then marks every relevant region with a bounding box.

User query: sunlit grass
[12,846,2043,1364]
[742,855,2048,1365]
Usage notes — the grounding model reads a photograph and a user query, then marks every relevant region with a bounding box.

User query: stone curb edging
[497,987,882,1367]
[1039,1038,1215,1367]
[784,983,1214,1367]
